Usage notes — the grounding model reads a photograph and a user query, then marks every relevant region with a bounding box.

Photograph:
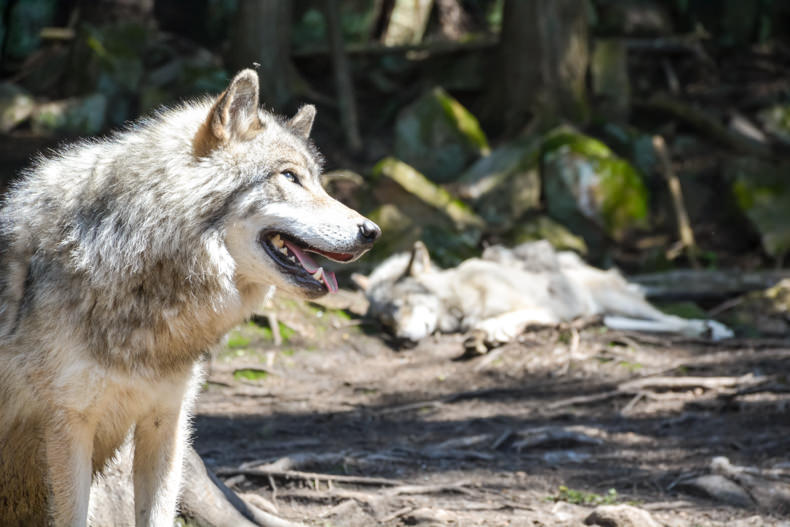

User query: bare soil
[192,293,790,527]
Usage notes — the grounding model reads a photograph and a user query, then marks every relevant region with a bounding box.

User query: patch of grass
[278,322,295,342]
[226,332,251,349]
[618,360,644,372]
[233,368,269,382]
[657,301,708,320]
[548,486,618,506]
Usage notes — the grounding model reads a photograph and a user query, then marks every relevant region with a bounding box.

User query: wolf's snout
[358,220,381,244]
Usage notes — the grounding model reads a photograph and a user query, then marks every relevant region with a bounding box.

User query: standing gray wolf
[0,69,379,526]
[359,240,731,351]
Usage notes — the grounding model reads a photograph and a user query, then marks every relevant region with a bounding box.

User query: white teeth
[312,267,324,281]
[278,246,288,255]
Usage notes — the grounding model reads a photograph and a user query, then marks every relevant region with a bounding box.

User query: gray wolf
[359,240,732,351]
[0,68,379,526]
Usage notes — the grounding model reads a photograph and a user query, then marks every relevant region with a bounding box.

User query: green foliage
[549,486,619,506]
[658,301,708,320]
[232,368,269,382]
[226,333,251,349]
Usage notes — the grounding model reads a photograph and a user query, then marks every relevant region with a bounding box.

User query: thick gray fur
[0,69,377,526]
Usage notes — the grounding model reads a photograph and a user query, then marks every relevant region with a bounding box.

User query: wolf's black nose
[358,220,381,243]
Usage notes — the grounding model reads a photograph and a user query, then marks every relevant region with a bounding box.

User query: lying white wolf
[359,240,732,349]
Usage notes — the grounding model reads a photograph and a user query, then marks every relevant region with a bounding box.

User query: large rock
[729,158,790,259]
[368,158,484,267]
[542,126,649,246]
[676,474,755,508]
[724,279,790,337]
[584,504,661,527]
[453,136,542,230]
[394,87,489,183]
[504,215,588,255]
[31,93,108,136]
[0,83,34,132]
[758,103,790,145]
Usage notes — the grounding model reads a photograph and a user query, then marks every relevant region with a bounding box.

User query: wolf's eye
[282,171,300,185]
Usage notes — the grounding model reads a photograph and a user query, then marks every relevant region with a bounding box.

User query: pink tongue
[325,270,338,293]
[284,241,319,272]
[284,240,339,293]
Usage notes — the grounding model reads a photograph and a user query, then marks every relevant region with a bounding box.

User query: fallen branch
[635,94,775,159]
[630,269,790,300]
[618,374,759,393]
[217,467,403,488]
[653,135,699,268]
[544,390,621,410]
[545,374,765,411]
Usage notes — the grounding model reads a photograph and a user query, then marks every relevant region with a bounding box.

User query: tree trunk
[484,0,589,134]
[228,0,294,109]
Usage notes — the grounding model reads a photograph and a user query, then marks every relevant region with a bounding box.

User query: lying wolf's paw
[460,330,490,358]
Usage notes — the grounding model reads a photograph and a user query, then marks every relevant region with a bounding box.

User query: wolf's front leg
[476,308,560,346]
[45,413,96,527]
[133,401,190,526]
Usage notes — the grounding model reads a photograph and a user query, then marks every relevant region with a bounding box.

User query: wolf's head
[359,241,445,344]
[194,69,380,299]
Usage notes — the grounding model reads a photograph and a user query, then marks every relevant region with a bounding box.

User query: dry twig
[653,135,700,268]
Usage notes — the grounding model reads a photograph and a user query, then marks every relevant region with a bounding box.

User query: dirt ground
[192,292,790,527]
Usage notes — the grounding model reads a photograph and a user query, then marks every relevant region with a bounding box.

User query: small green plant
[618,360,644,372]
[233,368,269,382]
[548,486,618,506]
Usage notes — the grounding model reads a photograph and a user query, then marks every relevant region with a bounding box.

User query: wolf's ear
[406,240,432,277]
[288,104,316,138]
[195,69,262,156]
[350,272,370,291]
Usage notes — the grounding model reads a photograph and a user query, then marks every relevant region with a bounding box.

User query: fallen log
[630,269,790,301]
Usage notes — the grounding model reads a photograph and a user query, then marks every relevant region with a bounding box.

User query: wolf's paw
[461,330,490,358]
[685,319,734,341]
[706,320,734,341]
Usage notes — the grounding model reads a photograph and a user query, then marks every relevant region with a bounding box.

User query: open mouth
[260,232,356,293]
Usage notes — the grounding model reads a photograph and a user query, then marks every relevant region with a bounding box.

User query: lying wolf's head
[360,241,445,344]
[194,70,380,298]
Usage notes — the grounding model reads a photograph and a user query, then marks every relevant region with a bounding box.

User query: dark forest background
[2,0,790,287]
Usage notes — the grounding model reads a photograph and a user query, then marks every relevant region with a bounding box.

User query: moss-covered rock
[542,126,649,245]
[367,158,483,267]
[394,87,489,183]
[729,158,790,259]
[0,83,34,133]
[504,215,588,255]
[373,157,484,230]
[31,94,108,136]
[758,104,790,145]
[723,279,790,337]
[454,136,542,230]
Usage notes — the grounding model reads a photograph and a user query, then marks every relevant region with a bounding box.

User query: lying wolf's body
[0,69,378,526]
[363,241,731,347]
